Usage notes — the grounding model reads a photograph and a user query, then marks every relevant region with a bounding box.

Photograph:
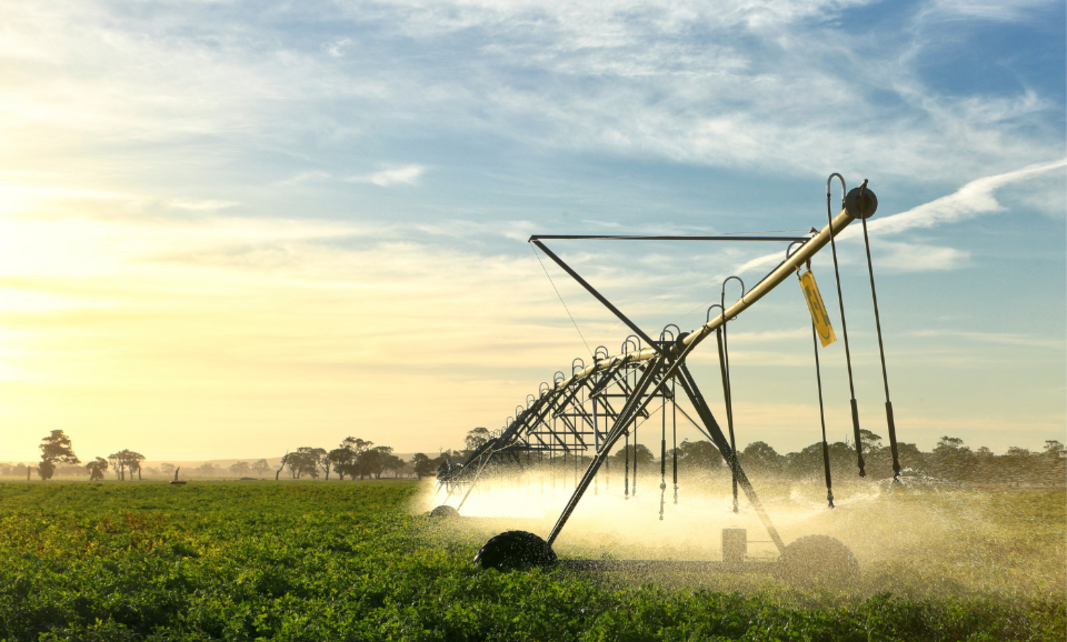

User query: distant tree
[229,461,252,477]
[858,429,883,452]
[325,448,354,480]
[784,443,824,480]
[894,442,925,473]
[108,450,146,480]
[1043,440,1066,459]
[251,459,272,478]
[612,443,655,467]
[160,463,177,477]
[342,437,374,455]
[335,438,376,480]
[465,427,490,454]
[300,447,326,479]
[281,447,324,479]
[38,430,80,480]
[37,460,55,481]
[672,439,724,470]
[317,451,337,480]
[86,457,109,481]
[127,453,146,480]
[281,452,301,479]
[195,462,221,477]
[383,452,405,478]
[360,446,396,479]
[739,441,784,474]
[411,453,435,480]
[108,452,123,480]
[932,436,975,480]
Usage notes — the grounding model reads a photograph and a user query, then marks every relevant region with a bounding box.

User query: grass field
[0,480,1063,641]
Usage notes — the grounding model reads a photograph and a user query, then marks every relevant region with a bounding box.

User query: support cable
[531,244,593,359]
[826,173,866,477]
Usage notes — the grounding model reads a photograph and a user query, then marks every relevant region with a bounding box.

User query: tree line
[460,427,1066,486]
[6,429,1063,485]
[1,431,454,482]
[0,431,149,482]
[275,439,444,481]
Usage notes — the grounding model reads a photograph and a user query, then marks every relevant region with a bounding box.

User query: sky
[1,0,1064,464]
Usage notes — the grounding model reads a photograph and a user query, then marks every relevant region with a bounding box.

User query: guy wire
[531,244,594,358]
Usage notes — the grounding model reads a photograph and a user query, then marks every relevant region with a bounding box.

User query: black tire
[774,534,859,586]
[473,530,557,571]
[427,505,460,518]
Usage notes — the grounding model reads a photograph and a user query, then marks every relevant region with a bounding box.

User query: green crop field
[0,481,1063,641]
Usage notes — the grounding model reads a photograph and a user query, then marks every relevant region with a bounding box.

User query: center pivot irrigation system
[433,175,902,580]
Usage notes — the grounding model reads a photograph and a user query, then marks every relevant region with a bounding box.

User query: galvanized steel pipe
[551,205,865,391]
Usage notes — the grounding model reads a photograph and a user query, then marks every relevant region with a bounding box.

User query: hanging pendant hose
[717,277,744,513]
[827,173,865,477]
[633,420,638,496]
[708,303,734,510]
[854,181,902,481]
[672,378,678,504]
[658,325,678,520]
[804,265,835,508]
[660,388,667,520]
[788,239,835,508]
[624,429,630,498]
[604,433,609,493]
[716,328,738,512]
[592,364,603,496]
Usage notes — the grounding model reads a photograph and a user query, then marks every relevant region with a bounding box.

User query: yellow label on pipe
[799,270,836,347]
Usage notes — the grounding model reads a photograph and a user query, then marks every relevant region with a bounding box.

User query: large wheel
[427,505,460,518]
[473,530,556,571]
[774,535,859,586]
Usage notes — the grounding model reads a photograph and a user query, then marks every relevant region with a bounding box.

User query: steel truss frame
[438,195,875,553]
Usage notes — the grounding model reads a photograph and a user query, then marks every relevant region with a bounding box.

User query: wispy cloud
[918,0,1055,23]
[323,38,352,58]
[872,240,969,271]
[3,0,1060,191]
[858,158,1067,237]
[347,165,426,187]
[676,158,1062,279]
[910,329,1066,349]
[168,199,239,211]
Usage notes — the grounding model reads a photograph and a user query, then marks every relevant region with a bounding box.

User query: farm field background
[0,480,1063,641]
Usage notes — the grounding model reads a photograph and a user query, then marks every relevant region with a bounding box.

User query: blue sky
[0,0,1063,462]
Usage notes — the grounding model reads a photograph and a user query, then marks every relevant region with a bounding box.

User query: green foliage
[0,482,1061,641]
[39,430,80,467]
[86,457,109,481]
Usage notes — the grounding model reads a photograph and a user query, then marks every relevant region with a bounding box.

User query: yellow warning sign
[798,269,836,347]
